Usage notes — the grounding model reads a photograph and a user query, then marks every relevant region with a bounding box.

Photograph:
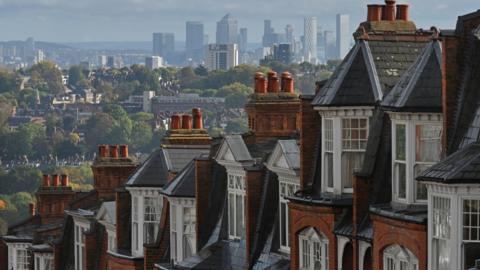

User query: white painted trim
[337,236,350,270]
[358,241,371,270]
[33,252,54,270]
[6,242,31,270]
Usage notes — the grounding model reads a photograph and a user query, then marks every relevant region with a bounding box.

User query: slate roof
[96,201,116,225]
[162,160,196,198]
[369,203,428,224]
[125,149,169,187]
[417,143,480,184]
[277,140,300,170]
[163,147,211,172]
[381,40,443,112]
[313,39,426,107]
[222,135,252,161]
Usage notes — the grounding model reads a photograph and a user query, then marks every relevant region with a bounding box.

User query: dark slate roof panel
[125,149,169,187]
[278,140,300,170]
[381,41,443,112]
[417,143,480,184]
[161,160,196,198]
[164,147,210,173]
[225,135,252,161]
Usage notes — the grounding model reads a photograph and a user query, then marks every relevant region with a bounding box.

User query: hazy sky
[0,0,478,43]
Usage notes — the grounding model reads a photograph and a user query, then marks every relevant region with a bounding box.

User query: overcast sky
[0,0,478,43]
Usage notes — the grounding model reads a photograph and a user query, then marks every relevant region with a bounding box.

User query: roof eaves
[362,40,383,101]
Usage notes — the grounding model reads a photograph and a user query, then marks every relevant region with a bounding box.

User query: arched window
[383,245,418,270]
[298,227,329,270]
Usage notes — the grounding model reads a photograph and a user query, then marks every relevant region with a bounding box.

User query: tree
[225,92,247,109]
[131,112,154,123]
[103,104,128,121]
[84,113,115,149]
[131,122,153,152]
[178,67,197,87]
[0,167,42,194]
[28,61,64,95]
[225,118,248,134]
[68,65,88,87]
[0,69,18,93]
[194,65,209,77]
[0,101,12,127]
[11,123,46,158]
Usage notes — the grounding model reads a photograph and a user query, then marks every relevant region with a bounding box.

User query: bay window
[128,188,163,256]
[321,115,369,194]
[431,196,451,270]
[228,173,246,239]
[382,245,418,270]
[279,180,300,251]
[391,116,442,204]
[107,230,116,253]
[34,253,53,270]
[74,222,88,270]
[169,199,196,264]
[7,243,31,270]
[298,227,329,270]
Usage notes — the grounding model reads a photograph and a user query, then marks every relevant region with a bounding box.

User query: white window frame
[461,198,480,269]
[430,194,452,270]
[227,171,246,240]
[382,245,418,270]
[127,188,163,257]
[107,229,116,253]
[390,114,442,205]
[279,178,300,252]
[321,115,369,195]
[34,253,54,270]
[74,220,89,270]
[298,227,329,270]
[169,198,197,264]
[7,242,31,270]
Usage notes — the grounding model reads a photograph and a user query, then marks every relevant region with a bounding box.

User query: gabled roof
[417,143,480,184]
[266,140,300,172]
[216,135,253,162]
[163,146,211,173]
[125,148,169,188]
[313,40,382,107]
[162,159,196,198]
[95,201,116,225]
[381,40,443,112]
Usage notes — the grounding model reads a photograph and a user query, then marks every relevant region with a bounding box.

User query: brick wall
[107,253,143,270]
[194,158,213,247]
[289,201,342,270]
[244,168,264,266]
[85,230,97,270]
[371,214,427,270]
[0,240,7,270]
[299,95,321,188]
[442,35,459,152]
[144,197,170,270]
[115,189,131,251]
[92,165,137,200]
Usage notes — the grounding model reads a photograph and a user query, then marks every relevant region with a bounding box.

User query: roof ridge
[361,40,383,102]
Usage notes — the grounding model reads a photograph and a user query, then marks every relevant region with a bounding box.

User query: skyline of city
[0,0,477,42]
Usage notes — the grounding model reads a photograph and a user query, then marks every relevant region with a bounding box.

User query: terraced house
[3,0,480,269]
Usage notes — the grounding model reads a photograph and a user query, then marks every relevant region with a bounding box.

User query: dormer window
[391,114,442,204]
[228,172,246,240]
[321,110,371,195]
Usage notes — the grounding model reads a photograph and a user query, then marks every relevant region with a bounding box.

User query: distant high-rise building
[324,30,336,61]
[285,24,294,45]
[273,44,292,65]
[205,44,238,71]
[303,17,317,63]
[239,28,248,53]
[336,14,350,59]
[317,30,326,64]
[216,14,238,44]
[263,20,275,47]
[153,33,175,59]
[145,56,164,70]
[98,55,108,67]
[186,22,204,61]
[107,56,124,69]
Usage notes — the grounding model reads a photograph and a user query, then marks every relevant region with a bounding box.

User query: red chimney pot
[99,145,108,158]
[182,114,193,130]
[254,72,267,94]
[396,4,409,21]
[281,71,295,93]
[61,174,69,187]
[367,4,383,21]
[119,145,128,158]
[29,203,36,216]
[171,115,181,129]
[52,175,60,187]
[43,174,51,187]
[192,108,203,129]
[384,0,396,21]
[267,71,279,93]
[110,145,119,159]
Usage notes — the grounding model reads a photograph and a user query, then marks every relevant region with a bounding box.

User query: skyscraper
[205,44,239,71]
[324,30,336,61]
[263,20,275,47]
[336,14,350,59]
[239,28,248,53]
[216,14,238,44]
[285,24,294,45]
[186,22,204,61]
[153,33,175,59]
[303,17,317,63]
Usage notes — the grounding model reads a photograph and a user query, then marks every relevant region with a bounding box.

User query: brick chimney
[254,72,267,94]
[384,0,396,21]
[99,145,108,158]
[92,145,137,200]
[182,114,193,130]
[37,174,75,224]
[171,114,181,129]
[396,4,409,21]
[367,4,383,21]
[245,70,301,140]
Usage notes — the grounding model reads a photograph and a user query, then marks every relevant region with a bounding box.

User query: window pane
[396,163,406,199]
[464,243,480,270]
[341,152,363,189]
[229,193,235,236]
[183,236,193,259]
[416,125,442,162]
[432,239,450,270]
[324,119,333,151]
[414,164,429,201]
[396,124,406,161]
[236,194,243,238]
[324,152,334,188]
[342,118,368,151]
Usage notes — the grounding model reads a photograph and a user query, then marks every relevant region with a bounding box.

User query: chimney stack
[384,0,396,21]
[254,72,267,94]
[110,145,119,159]
[281,72,295,93]
[192,108,203,129]
[29,203,36,216]
[52,175,60,187]
[61,175,69,187]
[267,71,280,93]
[43,174,51,187]
[182,115,193,130]
[367,4,383,21]
[396,4,409,21]
[99,145,108,158]
[120,145,129,158]
[171,115,181,130]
